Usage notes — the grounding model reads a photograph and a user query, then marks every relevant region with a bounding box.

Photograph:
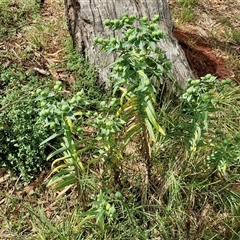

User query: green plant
[162,74,240,238]
[0,67,24,87]
[218,16,232,27]
[80,189,156,239]
[36,84,96,204]
[179,8,196,22]
[180,75,238,166]
[21,197,87,240]
[178,0,198,8]
[62,39,106,104]
[82,191,117,232]
[232,29,240,44]
[171,0,198,23]
[0,75,54,182]
[33,13,240,239]
[94,14,171,192]
[42,14,172,199]
[37,82,125,206]
[0,0,40,39]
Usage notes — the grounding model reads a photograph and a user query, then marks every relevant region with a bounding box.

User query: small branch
[0,97,27,112]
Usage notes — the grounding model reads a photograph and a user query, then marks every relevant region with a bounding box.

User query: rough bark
[64,0,194,89]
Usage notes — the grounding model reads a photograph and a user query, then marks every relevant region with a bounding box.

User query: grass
[218,16,232,27]
[61,39,106,103]
[231,29,240,44]
[178,0,198,8]
[170,0,198,23]
[179,8,196,22]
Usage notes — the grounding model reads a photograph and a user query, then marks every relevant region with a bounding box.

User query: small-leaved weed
[62,39,106,105]
[0,77,54,182]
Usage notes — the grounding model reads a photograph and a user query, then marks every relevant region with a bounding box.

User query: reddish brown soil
[173,28,234,80]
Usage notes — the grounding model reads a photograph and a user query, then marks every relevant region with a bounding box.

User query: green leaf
[40,130,64,146]
[96,210,105,231]
[145,119,156,142]
[47,145,69,161]
[203,111,209,131]
[47,171,76,190]
[113,78,126,95]
[145,104,165,136]
[23,206,65,240]
[117,96,138,116]
[194,125,201,142]
[139,40,144,50]
[77,145,96,155]
[146,99,156,116]
[145,103,157,127]
[120,106,138,121]
[149,41,156,51]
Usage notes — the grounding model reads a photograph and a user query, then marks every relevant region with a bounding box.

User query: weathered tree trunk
[64,0,194,89]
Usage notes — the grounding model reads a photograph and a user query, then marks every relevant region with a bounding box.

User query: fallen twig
[0,97,27,112]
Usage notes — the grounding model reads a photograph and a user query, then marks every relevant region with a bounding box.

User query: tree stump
[64,0,194,89]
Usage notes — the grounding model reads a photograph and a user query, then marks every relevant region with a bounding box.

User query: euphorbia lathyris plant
[94,14,172,187]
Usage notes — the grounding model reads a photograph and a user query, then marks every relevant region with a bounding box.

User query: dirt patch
[169,0,240,83]
[173,28,234,79]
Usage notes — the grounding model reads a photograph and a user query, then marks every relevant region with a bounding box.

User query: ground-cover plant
[36,80,126,204]
[0,73,55,182]
[53,38,108,109]
[178,0,198,8]
[232,29,240,44]
[0,0,56,182]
